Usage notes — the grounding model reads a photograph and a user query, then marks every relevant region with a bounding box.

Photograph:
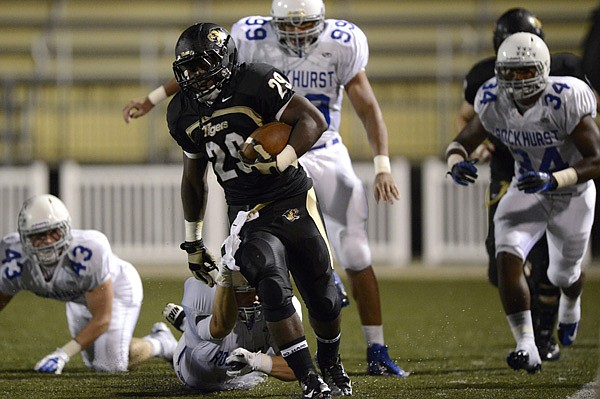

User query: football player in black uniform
[167,23,350,399]
[456,8,590,362]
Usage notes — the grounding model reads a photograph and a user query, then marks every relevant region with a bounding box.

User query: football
[240,121,292,162]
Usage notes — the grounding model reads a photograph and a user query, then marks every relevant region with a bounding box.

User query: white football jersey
[475,75,597,194]
[231,16,369,148]
[0,229,121,305]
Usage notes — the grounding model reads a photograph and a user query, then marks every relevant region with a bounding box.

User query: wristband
[552,167,578,188]
[254,352,273,374]
[447,153,466,170]
[373,155,391,175]
[445,141,468,159]
[276,145,298,172]
[185,220,203,241]
[148,86,168,106]
[61,339,82,358]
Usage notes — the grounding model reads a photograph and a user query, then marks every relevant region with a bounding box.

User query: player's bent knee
[237,232,295,322]
[337,231,371,271]
[547,267,581,289]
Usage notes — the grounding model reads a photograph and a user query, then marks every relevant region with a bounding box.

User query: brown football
[240,121,292,161]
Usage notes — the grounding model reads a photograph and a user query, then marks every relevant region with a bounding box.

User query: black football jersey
[462,52,585,182]
[167,63,312,206]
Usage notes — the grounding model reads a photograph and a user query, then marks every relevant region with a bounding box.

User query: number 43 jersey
[231,16,369,149]
[474,75,597,193]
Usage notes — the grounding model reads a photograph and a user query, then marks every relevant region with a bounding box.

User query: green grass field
[0,268,598,399]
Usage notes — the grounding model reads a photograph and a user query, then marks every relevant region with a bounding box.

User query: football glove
[163,303,185,332]
[238,150,279,175]
[447,159,478,186]
[180,239,218,286]
[225,348,272,376]
[34,348,70,374]
[517,171,558,193]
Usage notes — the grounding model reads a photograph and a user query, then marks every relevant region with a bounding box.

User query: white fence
[57,159,412,266]
[1,159,495,267]
[422,157,489,265]
[0,162,49,234]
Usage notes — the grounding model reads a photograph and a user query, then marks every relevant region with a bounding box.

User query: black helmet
[493,8,545,53]
[173,23,238,104]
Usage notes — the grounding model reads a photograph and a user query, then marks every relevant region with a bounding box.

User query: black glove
[517,171,558,193]
[180,239,218,286]
[447,159,478,186]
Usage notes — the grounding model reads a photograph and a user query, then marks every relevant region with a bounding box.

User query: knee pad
[236,231,296,322]
[547,264,581,289]
[336,227,371,271]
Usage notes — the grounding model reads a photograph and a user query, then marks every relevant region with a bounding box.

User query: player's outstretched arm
[226,348,296,381]
[345,71,400,204]
[35,280,113,374]
[122,78,180,123]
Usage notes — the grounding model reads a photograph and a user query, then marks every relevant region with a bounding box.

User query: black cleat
[317,355,352,396]
[537,334,560,362]
[300,370,332,399]
[506,350,542,374]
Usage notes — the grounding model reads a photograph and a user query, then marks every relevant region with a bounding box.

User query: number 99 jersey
[475,75,597,194]
[230,16,369,149]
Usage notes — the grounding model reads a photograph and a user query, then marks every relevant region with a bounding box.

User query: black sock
[316,332,341,366]
[279,336,315,380]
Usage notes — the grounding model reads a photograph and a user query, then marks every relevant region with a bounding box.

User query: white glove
[34,348,70,374]
[225,347,272,376]
[163,303,186,332]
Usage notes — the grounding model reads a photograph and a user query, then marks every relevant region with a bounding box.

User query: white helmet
[271,0,325,56]
[17,194,72,266]
[495,32,550,101]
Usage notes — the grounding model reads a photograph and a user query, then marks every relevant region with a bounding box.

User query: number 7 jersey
[231,16,369,148]
[474,75,597,193]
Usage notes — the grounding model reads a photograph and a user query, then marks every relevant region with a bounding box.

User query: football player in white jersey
[446,32,600,374]
[0,194,177,374]
[164,276,301,392]
[121,0,405,377]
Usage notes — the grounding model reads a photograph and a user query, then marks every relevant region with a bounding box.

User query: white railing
[0,162,49,234]
[59,161,227,264]
[422,157,490,265]
[57,159,412,267]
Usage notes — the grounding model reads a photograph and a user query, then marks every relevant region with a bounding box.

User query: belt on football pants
[309,137,340,151]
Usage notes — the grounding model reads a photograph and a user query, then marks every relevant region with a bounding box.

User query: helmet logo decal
[283,208,300,222]
[207,28,227,46]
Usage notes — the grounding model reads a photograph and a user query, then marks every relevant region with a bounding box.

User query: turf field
[0,266,598,399]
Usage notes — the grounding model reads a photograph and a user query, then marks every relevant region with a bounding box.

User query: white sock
[559,294,581,324]
[507,311,535,345]
[507,311,540,365]
[143,337,161,357]
[362,325,384,346]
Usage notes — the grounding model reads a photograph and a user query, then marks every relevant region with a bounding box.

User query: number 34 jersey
[231,16,369,148]
[475,75,597,194]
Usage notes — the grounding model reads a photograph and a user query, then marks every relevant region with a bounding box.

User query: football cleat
[506,350,542,374]
[145,322,178,362]
[367,343,409,377]
[333,271,350,308]
[536,331,560,361]
[316,354,352,396]
[300,370,332,399]
[557,321,579,346]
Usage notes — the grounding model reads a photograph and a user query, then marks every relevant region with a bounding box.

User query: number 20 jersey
[167,62,312,206]
[474,75,597,194]
[231,16,369,148]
